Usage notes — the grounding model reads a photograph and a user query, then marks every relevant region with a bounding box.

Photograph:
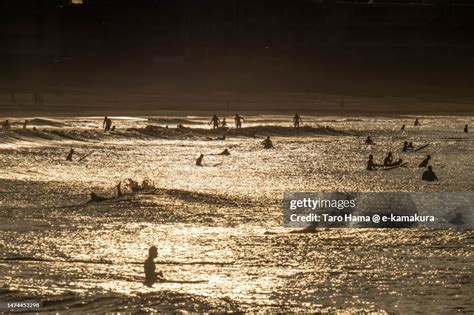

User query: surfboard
[413,144,429,152]
[382,162,408,171]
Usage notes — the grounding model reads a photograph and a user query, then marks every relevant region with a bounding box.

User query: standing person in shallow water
[103,116,112,132]
[221,117,227,128]
[234,114,244,129]
[464,124,468,133]
[144,246,164,287]
[422,166,438,182]
[209,114,220,130]
[293,113,303,128]
[383,152,393,166]
[2,120,11,131]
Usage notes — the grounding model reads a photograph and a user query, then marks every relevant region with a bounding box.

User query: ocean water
[0,114,473,313]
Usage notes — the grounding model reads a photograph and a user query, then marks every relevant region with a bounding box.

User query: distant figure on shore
[196,153,204,166]
[22,120,28,130]
[401,124,405,131]
[218,148,230,155]
[414,118,420,126]
[144,246,163,287]
[262,136,274,149]
[66,149,75,161]
[209,114,220,129]
[365,136,374,145]
[367,154,377,171]
[419,155,431,168]
[221,117,227,128]
[293,113,303,128]
[234,114,244,129]
[2,120,11,131]
[402,141,409,152]
[464,124,468,133]
[103,116,112,132]
[422,166,438,182]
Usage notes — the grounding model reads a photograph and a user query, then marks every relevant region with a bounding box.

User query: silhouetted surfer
[2,120,11,131]
[414,118,420,126]
[365,136,374,145]
[262,136,273,149]
[196,153,204,166]
[422,166,438,182]
[23,120,28,130]
[407,142,414,151]
[383,152,393,166]
[218,148,230,155]
[144,246,163,287]
[293,113,303,128]
[103,116,112,132]
[221,117,227,128]
[234,114,244,129]
[464,124,468,133]
[367,154,377,171]
[419,155,431,168]
[402,141,409,152]
[209,114,220,129]
[66,149,74,161]
[401,124,405,131]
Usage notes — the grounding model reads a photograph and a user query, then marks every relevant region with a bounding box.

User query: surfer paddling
[144,246,164,287]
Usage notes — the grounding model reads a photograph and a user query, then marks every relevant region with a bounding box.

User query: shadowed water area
[0,114,473,313]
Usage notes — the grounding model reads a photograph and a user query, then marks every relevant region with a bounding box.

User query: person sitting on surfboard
[367,155,377,171]
[144,246,164,287]
[262,136,274,149]
[400,124,405,131]
[407,142,414,151]
[293,113,303,128]
[383,152,394,166]
[221,117,227,128]
[66,148,74,161]
[422,166,439,182]
[196,153,204,166]
[402,141,409,152]
[464,124,469,133]
[365,136,374,145]
[419,155,431,168]
[414,118,420,126]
